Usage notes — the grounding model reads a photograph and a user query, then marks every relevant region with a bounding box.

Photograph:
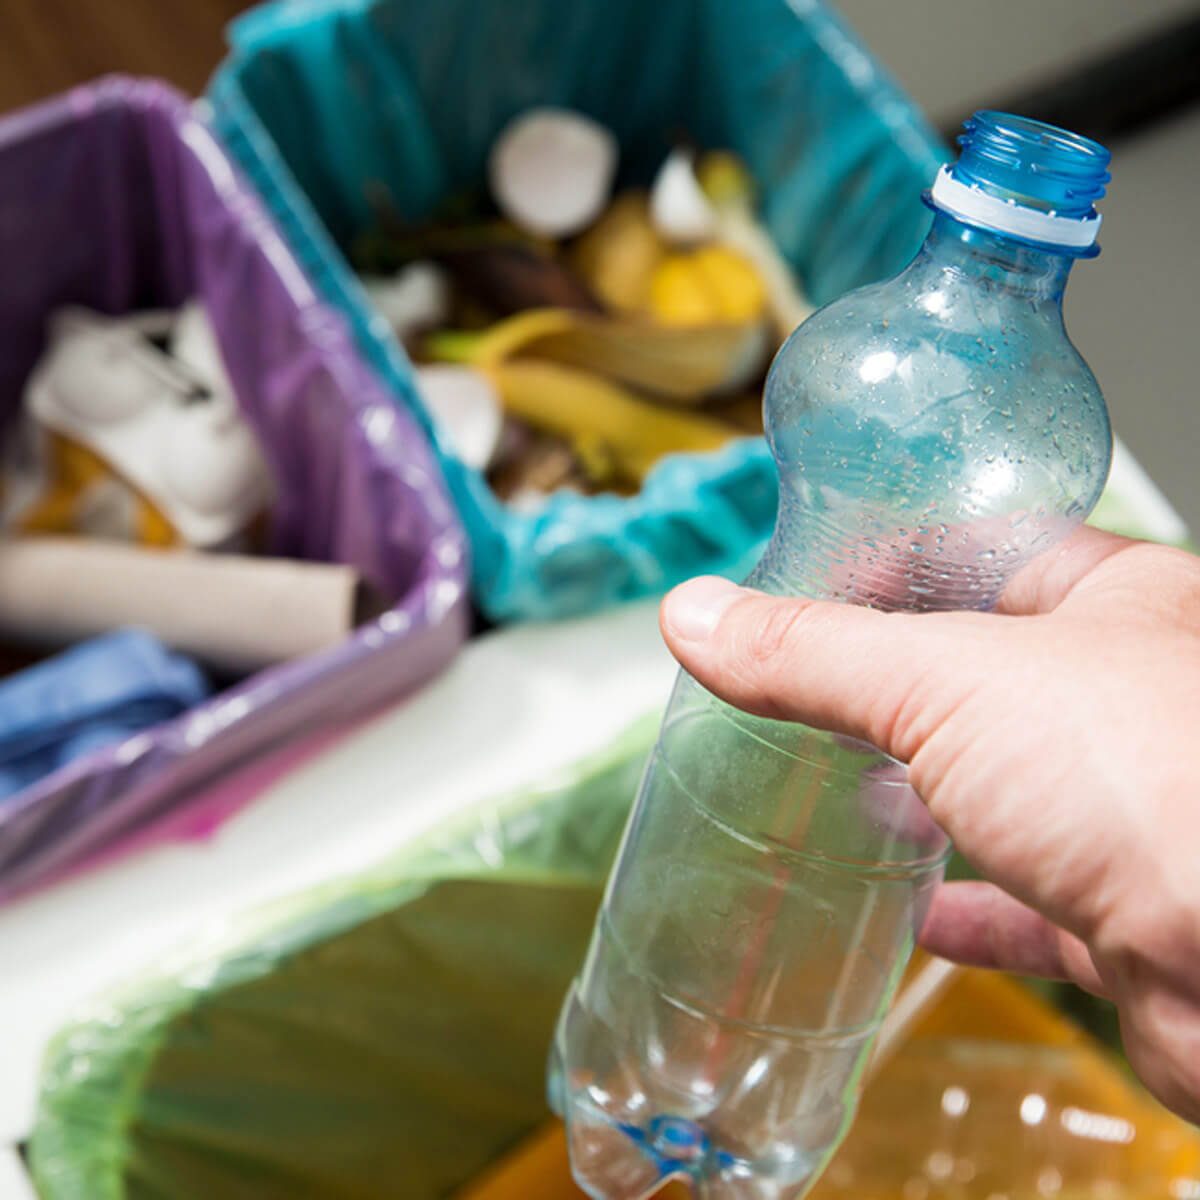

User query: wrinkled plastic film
[0,78,469,899]
[208,0,947,619]
[29,716,659,1200]
[29,700,1200,1199]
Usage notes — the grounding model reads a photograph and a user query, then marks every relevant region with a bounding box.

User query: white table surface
[0,597,677,1152]
[0,1149,33,1200]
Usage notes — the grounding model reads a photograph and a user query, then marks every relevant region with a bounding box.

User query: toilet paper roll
[0,539,387,674]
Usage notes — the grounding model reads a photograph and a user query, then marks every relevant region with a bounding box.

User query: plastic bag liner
[20,484,1186,1199]
[28,713,660,1200]
[208,0,947,620]
[0,78,469,901]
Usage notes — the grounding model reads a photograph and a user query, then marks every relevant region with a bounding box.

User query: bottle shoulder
[765,272,1106,434]
[759,271,1112,560]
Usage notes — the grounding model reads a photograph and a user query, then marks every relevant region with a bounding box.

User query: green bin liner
[29,718,658,1199]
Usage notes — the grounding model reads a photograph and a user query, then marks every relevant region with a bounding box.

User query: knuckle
[739,600,813,670]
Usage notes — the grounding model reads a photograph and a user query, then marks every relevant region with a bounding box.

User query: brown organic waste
[353,128,812,507]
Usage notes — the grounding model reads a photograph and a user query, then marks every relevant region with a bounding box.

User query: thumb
[660,576,1004,764]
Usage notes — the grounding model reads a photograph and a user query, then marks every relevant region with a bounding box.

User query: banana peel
[482,359,735,484]
[425,307,769,402]
[569,191,664,314]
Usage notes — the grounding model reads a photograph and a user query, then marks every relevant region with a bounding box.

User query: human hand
[660,527,1200,1122]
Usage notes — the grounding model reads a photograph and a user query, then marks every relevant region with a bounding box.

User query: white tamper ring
[930,165,1101,250]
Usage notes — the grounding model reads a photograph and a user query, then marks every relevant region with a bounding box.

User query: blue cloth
[0,630,209,802]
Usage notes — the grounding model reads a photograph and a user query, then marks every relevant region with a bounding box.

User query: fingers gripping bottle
[549,113,1114,1199]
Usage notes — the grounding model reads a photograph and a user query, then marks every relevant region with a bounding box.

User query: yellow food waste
[648,244,767,327]
[484,359,735,485]
[569,191,664,314]
[426,307,768,402]
[460,966,1200,1200]
[696,149,756,209]
[569,185,771,333]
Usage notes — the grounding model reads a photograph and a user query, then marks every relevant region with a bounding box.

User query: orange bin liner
[460,965,1200,1200]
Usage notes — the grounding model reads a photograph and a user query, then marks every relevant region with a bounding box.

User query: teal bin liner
[209,0,947,620]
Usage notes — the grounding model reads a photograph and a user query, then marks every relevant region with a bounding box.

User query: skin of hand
[659,526,1200,1123]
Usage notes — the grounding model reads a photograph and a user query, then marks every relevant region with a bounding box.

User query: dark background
[0,0,249,113]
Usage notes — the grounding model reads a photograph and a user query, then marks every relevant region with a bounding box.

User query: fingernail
[664,576,742,642]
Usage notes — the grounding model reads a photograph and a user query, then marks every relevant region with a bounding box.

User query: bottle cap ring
[930,165,1102,250]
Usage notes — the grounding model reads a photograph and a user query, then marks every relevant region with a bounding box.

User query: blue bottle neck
[917,210,1075,305]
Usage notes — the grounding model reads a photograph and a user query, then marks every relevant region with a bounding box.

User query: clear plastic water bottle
[549,112,1114,1199]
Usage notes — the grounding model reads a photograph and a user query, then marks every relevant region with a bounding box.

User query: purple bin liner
[0,77,470,902]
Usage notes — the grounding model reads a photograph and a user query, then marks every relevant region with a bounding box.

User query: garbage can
[208,0,947,620]
[0,78,469,900]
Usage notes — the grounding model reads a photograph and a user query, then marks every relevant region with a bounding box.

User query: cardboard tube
[0,539,385,674]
